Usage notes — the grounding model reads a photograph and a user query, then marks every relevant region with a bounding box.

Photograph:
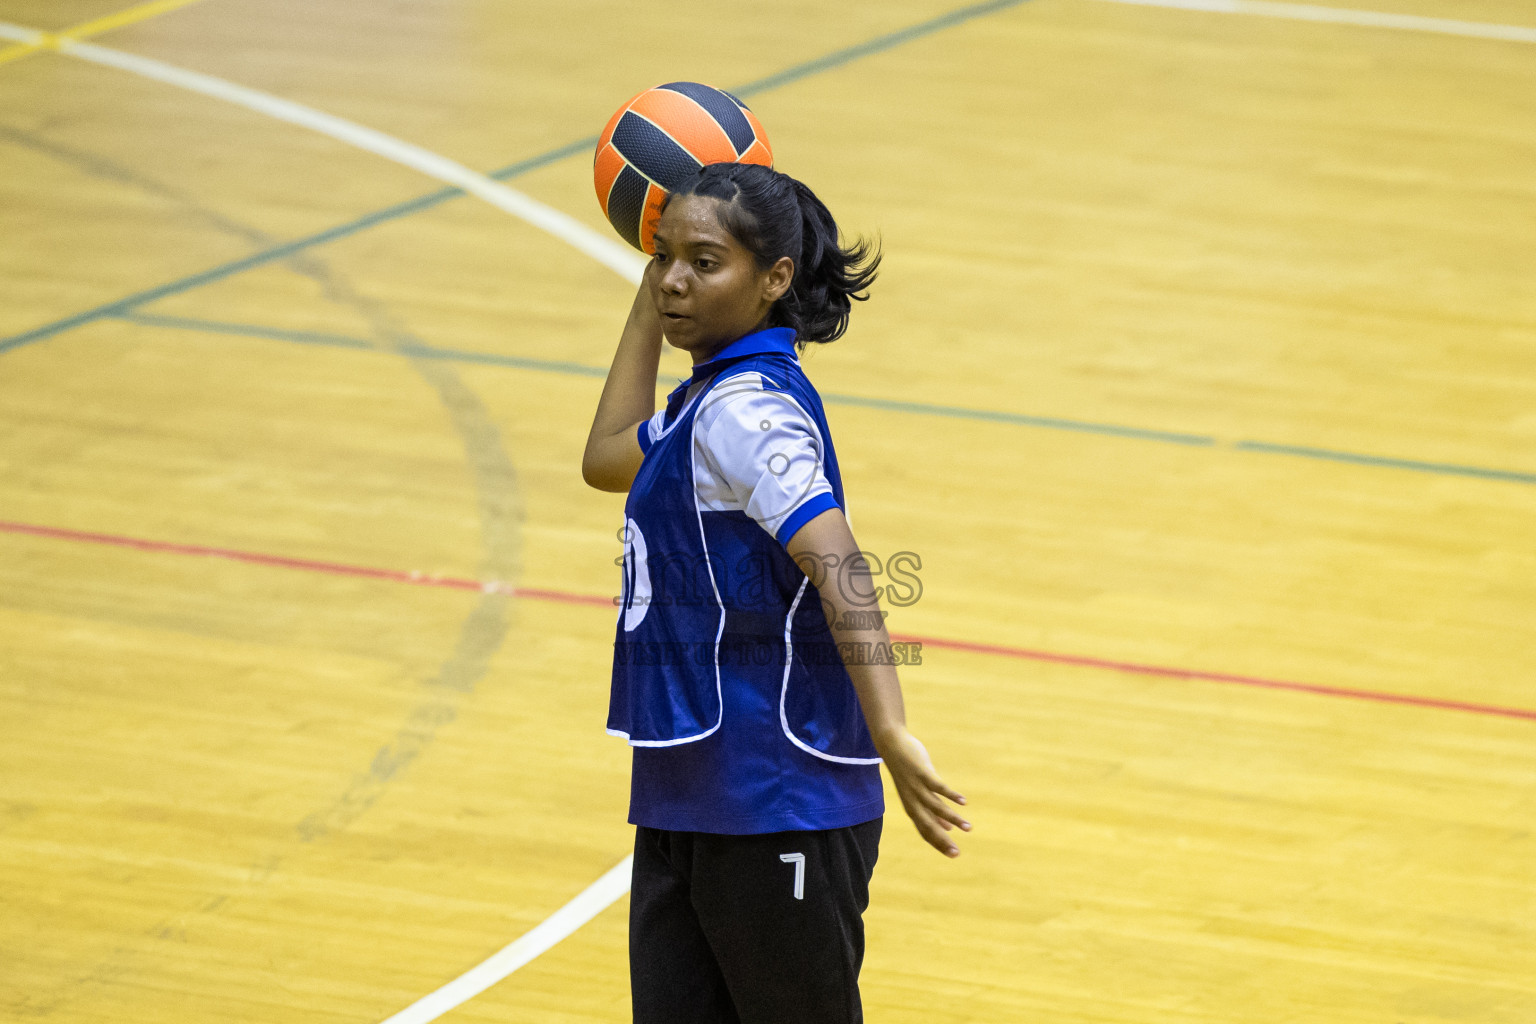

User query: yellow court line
[0,0,208,67]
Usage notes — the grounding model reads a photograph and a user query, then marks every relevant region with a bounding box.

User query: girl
[582,161,969,1024]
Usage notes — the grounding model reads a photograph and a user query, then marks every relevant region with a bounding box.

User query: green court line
[115,311,1210,444]
[0,142,590,356]
[811,391,1214,445]
[116,311,1536,480]
[1233,441,1536,485]
[115,311,1214,444]
[730,0,1030,97]
[118,311,1536,482]
[0,0,1031,357]
[116,311,612,378]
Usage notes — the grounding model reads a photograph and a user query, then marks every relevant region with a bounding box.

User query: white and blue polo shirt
[607,326,885,834]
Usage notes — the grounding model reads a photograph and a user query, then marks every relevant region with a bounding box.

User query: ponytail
[664,163,881,346]
[781,179,880,343]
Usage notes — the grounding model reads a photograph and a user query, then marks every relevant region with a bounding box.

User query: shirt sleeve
[636,406,667,455]
[701,388,841,547]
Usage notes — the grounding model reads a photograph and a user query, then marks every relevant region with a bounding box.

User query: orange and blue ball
[594,82,773,253]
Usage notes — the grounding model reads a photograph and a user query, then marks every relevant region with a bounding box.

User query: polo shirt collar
[662,327,798,423]
[690,326,798,379]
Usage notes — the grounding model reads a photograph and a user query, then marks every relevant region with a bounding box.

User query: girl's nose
[659,260,687,294]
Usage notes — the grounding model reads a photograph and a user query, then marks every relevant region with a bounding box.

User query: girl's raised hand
[878,726,970,858]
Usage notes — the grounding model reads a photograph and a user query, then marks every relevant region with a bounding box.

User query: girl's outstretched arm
[785,507,971,857]
[582,266,664,492]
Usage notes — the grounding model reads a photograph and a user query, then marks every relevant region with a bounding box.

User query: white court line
[0,22,647,285]
[1088,0,1536,43]
[0,23,42,43]
[0,19,644,1021]
[380,855,634,1024]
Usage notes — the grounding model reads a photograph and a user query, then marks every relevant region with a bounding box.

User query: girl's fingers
[890,751,968,854]
[914,765,966,807]
[932,784,968,815]
[897,771,969,827]
[903,790,964,856]
[917,812,955,854]
[927,795,971,831]
[926,822,960,857]
[944,807,973,831]
[911,776,967,816]
[913,787,971,832]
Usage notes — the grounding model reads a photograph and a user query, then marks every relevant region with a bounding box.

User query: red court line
[3,517,1531,723]
[895,633,1536,722]
[0,518,612,607]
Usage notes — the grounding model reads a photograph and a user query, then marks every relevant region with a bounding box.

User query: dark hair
[662,162,880,347]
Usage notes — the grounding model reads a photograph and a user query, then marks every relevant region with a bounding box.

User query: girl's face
[649,194,793,364]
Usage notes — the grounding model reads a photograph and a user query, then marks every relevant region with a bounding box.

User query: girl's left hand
[877,727,970,858]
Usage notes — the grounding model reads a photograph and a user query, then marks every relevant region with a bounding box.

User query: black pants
[629,816,883,1024]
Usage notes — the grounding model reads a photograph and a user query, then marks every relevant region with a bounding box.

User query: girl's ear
[763,256,794,304]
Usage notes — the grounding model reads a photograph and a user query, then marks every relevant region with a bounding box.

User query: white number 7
[779,852,805,900]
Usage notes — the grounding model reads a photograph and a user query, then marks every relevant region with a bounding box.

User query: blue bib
[607,328,884,834]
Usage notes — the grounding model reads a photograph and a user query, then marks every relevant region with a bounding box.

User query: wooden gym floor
[1,0,1532,1020]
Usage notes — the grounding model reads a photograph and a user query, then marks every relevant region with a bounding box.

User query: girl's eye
[696,259,716,271]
